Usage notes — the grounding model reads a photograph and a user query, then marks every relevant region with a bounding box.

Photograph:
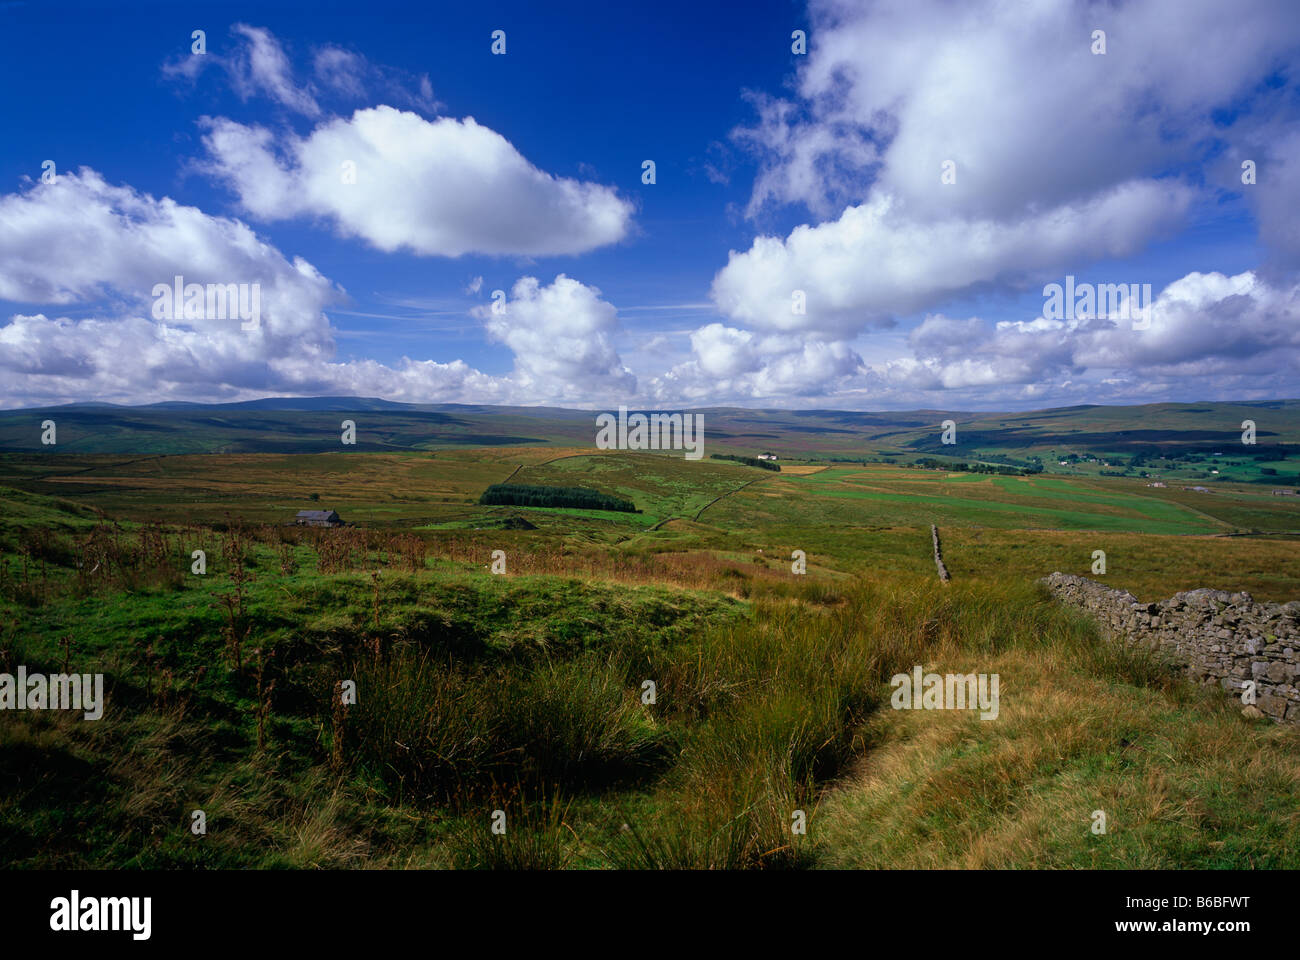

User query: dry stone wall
[1040,572,1300,724]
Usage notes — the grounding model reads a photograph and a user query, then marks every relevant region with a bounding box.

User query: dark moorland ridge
[1,397,1298,464]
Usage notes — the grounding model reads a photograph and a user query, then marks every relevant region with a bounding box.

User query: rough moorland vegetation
[1,446,1297,869]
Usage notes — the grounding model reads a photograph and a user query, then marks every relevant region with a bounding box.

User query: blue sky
[1,0,1298,410]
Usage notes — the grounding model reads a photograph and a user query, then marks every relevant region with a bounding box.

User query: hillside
[2,398,1299,487]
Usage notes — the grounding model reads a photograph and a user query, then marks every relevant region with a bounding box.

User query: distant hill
[150,396,414,412]
[0,399,1298,481]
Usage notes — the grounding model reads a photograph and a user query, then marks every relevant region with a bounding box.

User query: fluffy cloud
[0,309,510,408]
[712,181,1191,335]
[0,169,348,404]
[643,269,1300,408]
[476,275,636,402]
[647,324,864,402]
[743,0,1300,221]
[0,169,337,343]
[201,107,633,257]
[691,323,760,378]
[882,271,1300,401]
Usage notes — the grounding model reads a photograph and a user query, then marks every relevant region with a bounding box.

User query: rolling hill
[3,397,1298,461]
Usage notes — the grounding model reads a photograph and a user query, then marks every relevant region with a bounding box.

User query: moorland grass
[1,465,1297,870]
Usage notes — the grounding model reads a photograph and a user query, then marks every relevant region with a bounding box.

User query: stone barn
[294,509,343,527]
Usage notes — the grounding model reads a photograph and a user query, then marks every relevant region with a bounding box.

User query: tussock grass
[448,792,578,870]
[345,652,670,805]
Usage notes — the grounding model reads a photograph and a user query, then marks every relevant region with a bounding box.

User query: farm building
[294,509,343,527]
[1274,489,1296,496]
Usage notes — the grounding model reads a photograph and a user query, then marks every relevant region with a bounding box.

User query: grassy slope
[815,634,1300,868]
[0,545,750,867]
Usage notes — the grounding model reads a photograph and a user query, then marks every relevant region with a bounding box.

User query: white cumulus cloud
[475,275,636,402]
[201,107,634,258]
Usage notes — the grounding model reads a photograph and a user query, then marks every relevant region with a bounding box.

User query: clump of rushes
[345,652,671,807]
[450,790,577,870]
